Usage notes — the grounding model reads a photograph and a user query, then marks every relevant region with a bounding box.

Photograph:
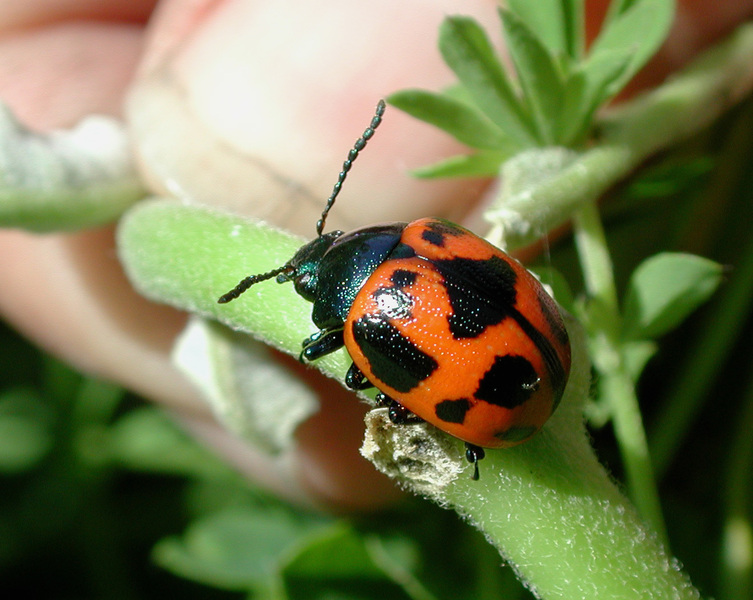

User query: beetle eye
[294,272,319,302]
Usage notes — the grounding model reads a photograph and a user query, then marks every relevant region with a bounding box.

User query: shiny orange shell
[343,218,571,448]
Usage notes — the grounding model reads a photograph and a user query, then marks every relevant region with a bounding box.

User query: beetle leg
[464,443,485,480]
[299,328,344,362]
[375,393,424,425]
[345,363,374,390]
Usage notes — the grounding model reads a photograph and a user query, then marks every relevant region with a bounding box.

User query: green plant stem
[719,371,753,600]
[573,200,668,544]
[366,316,701,599]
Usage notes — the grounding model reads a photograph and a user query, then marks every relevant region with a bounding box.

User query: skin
[0,0,750,510]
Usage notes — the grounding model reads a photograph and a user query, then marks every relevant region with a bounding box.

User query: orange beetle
[219,101,570,479]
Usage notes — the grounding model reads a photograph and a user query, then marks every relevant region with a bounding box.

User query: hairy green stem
[573,200,668,544]
[363,315,700,599]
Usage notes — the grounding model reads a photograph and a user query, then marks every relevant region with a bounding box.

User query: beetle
[219,100,571,479]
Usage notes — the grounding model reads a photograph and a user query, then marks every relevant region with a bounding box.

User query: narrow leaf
[506,0,584,58]
[499,8,567,144]
[556,69,590,145]
[439,16,538,147]
[589,0,675,97]
[622,252,724,340]
[411,150,509,179]
[387,89,515,150]
[562,0,586,59]
[558,50,633,143]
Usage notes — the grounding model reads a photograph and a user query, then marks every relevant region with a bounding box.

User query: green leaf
[558,50,632,143]
[387,89,516,151]
[588,0,675,98]
[105,407,235,478]
[0,104,145,232]
[622,252,725,340]
[555,69,591,145]
[0,414,53,473]
[439,16,537,147]
[506,0,585,59]
[284,524,386,580]
[411,150,508,179]
[153,508,322,591]
[0,387,54,473]
[621,339,659,381]
[499,9,567,144]
[285,527,436,600]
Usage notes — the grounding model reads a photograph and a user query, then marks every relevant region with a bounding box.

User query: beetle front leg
[375,393,424,425]
[300,328,344,362]
[345,362,375,390]
[374,392,487,480]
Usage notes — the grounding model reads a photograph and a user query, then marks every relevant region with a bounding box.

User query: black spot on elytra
[434,255,518,339]
[434,398,472,424]
[474,355,540,409]
[421,228,446,247]
[419,219,468,248]
[390,269,417,289]
[512,314,568,408]
[351,317,438,393]
[432,254,568,404]
[426,219,464,237]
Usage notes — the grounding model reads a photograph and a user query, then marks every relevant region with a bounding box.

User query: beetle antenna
[218,265,291,304]
[315,99,386,237]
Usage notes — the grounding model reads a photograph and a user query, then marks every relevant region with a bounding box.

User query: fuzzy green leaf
[411,150,508,179]
[0,105,145,231]
[589,0,675,98]
[506,0,585,59]
[387,89,516,151]
[621,339,659,382]
[105,407,235,478]
[284,525,388,580]
[153,509,320,591]
[499,8,567,144]
[622,252,724,340]
[439,16,537,147]
[557,50,633,144]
